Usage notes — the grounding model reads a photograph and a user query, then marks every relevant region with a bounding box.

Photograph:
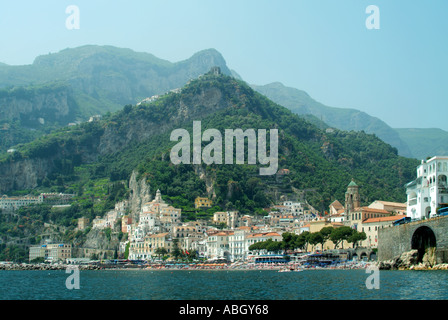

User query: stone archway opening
[411,226,437,263]
[360,252,367,261]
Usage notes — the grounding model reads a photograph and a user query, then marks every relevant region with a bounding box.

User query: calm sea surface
[0,269,447,300]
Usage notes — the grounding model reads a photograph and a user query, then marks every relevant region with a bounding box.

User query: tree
[249,241,265,252]
[264,239,282,252]
[281,232,298,252]
[348,231,367,248]
[124,242,130,259]
[185,249,197,261]
[30,257,45,264]
[330,226,354,249]
[249,238,282,254]
[172,239,183,260]
[155,247,168,260]
[296,231,310,251]
[319,226,334,251]
[308,232,324,252]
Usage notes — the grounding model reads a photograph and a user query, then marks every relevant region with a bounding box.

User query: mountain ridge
[0,45,444,159]
[251,82,414,158]
[395,127,448,160]
[0,46,232,153]
[0,71,418,212]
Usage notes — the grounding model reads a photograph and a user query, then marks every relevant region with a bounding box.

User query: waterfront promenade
[0,260,373,271]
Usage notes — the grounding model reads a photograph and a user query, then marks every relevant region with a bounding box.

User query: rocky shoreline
[0,263,101,271]
[377,248,448,270]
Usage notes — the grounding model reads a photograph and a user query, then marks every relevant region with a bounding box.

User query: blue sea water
[1,269,447,300]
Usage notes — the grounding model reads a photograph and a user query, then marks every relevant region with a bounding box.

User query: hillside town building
[405,156,448,219]
[0,193,75,211]
[195,197,213,209]
[29,243,72,262]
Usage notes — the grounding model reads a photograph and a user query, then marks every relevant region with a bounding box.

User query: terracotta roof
[215,232,234,236]
[265,232,281,237]
[246,232,281,238]
[358,207,390,214]
[373,201,407,207]
[363,215,406,224]
[330,200,344,209]
[147,232,170,238]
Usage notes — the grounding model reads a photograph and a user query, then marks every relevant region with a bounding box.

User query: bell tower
[155,189,163,203]
[345,179,360,216]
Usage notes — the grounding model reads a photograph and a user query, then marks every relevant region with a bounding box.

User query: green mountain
[0,69,421,261]
[251,82,414,158]
[2,46,443,162]
[395,128,448,160]
[0,70,419,212]
[0,45,232,153]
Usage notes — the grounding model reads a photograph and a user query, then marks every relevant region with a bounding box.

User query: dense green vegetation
[1,71,419,209]
[0,46,233,153]
[249,228,367,254]
[0,71,420,261]
[252,82,414,158]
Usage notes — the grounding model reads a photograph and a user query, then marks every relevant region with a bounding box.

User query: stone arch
[411,226,437,263]
[369,251,377,261]
[360,252,368,261]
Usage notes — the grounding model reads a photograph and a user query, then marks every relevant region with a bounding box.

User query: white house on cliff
[406,156,448,220]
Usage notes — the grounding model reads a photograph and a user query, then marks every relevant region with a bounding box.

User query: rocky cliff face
[0,85,77,126]
[0,75,230,193]
[0,158,54,193]
[377,247,442,270]
[97,85,227,156]
[127,171,152,222]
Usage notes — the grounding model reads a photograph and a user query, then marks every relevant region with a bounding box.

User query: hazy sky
[1,0,447,130]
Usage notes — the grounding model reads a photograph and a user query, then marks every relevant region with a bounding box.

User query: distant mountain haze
[395,128,448,160]
[251,82,414,158]
[0,45,444,159]
[0,46,232,152]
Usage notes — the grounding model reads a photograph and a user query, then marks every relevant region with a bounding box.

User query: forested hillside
[0,71,419,213]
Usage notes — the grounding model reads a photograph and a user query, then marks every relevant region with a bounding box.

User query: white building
[406,156,448,219]
[206,231,233,260]
[0,194,43,210]
[282,201,305,216]
[228,229,249,262]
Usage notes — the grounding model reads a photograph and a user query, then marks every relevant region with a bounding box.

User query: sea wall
[378,216,448,264]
